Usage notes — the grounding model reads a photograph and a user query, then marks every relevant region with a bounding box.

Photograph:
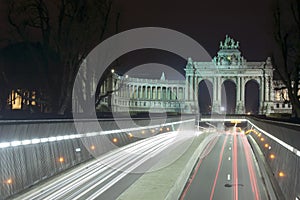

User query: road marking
[209,135,229,200]
[233,134,239,200]
[228,157,231,161]
[227,174,231,181]
[229,147,232,150]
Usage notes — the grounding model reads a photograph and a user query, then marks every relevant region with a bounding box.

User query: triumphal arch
[184,35,274,114]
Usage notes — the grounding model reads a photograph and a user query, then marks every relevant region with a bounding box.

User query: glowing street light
[128,133,133,138]
[278,171,285,177]
[5,178,12,185]
[112,138,118,143]
[58,157,64,163]
[270,154,276,159]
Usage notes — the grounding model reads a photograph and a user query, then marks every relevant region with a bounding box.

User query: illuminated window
[32,91,36,106]
[275,91,281,101]
[11,90,22,110]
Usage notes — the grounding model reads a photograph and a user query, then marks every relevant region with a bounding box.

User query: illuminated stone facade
[184,35,274,114]
[97,72,186,113]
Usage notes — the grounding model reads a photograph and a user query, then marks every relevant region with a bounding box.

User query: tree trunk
[57,89,72,115]
[57,73,74,115]
[294,106,300,118]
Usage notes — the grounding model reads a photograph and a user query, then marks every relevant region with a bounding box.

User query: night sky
[74,0,275,79]
[0,0,275,71]
[115,0,275,62]
[0,0,275,113]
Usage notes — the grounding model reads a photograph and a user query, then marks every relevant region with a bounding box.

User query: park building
[272,80,294,114]
[96,72,186,113]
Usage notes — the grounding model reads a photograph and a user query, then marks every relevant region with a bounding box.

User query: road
[15,128,273,200]
[180,129,271,200]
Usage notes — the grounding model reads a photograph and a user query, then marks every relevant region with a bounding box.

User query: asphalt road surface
[180,130,270,200]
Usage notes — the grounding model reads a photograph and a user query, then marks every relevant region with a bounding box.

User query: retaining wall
[248,118,300,200]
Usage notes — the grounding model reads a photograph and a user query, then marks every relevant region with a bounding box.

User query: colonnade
[118,85,184,101]
[100,80,185,101]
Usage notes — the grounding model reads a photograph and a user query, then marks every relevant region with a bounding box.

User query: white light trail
[0,119,194,150]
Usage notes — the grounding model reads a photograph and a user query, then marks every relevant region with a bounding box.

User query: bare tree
[7,0,114,115]
[273,0,300,117]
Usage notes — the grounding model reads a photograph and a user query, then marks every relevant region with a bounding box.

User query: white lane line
[227,174,231,181]
[229,147,232,150]
[228,157,231,161]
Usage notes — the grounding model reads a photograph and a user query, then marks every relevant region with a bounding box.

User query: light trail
[241,134,260,200]
[20,131,182,200]
[179,135,220,200]
[232,132,239,200]
[209,134,229,200]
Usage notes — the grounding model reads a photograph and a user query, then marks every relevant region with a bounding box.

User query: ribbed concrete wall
[249,118,300,200]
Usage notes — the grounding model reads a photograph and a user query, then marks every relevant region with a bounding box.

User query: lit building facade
[97,72,186,113]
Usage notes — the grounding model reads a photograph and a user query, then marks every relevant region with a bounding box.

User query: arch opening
[198,80,213,114]
[221,80,237,114]
[245,80,260,114]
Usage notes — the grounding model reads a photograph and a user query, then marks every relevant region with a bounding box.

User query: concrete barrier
[248,118,300,200]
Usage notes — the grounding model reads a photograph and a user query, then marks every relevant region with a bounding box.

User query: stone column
[217,77,222,103]
[241,77,245,113]
[213,78,217,102]
[128,85,130,98]
[236,77,241,114]
[185,76,189,101]
[189,76,193,101]
[134,85,139,99]
[259,77,265,114]
[241,78,245,102]
[212,77,219,113]
[237,77,241,101]
[265,76,270,102]
[194,78,198,102]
